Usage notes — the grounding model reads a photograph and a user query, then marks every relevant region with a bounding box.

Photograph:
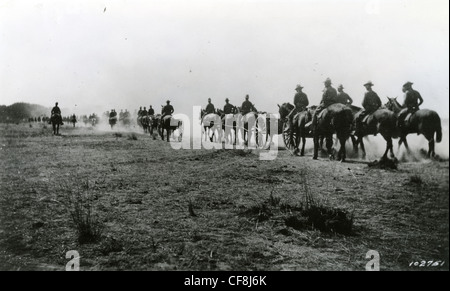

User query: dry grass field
[0,122,448,271]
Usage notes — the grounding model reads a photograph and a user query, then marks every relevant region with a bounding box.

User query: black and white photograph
[0,0,448,275]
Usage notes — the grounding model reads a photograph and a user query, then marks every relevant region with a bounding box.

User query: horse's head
[384,96,401,112]
[277,103,294,119]
[216,109,224,117]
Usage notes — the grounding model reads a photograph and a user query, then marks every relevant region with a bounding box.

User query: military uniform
[355,82,382,130]
[402,88,423,110]
[51,104,63,125]
[161,104,174,119]
[398,82,424,128]
[241,100,254,115]
[285,86,309,132]
[336,91,353,105]
[312,81,338,130]
[148,107,155,115]
[205,102,215,114]
[223,103,235,114]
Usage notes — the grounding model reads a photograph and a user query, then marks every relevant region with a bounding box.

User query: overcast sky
[0,0,448,119]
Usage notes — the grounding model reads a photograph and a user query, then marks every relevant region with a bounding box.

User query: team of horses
[278,97,442,161]
[55,97,442,162]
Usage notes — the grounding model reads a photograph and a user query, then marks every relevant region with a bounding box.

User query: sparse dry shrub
[63,178,104,244]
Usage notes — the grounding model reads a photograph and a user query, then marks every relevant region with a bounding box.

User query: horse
[216,109,238,145]
[149,114,160,137]
[350,104,398,160]
[385,97,442,158]
[278,103,327,156]
[235,107,259,146]
[50,113,62,135]
[200,110,222,142]
[109,115,117,129]
[140,115,151,133]
[312,103,354,162]
[159,115,183,142]
[70,115,77,128]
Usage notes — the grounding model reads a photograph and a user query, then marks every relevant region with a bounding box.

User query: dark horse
[351,105,398,159]
[140,115,151,133]
[278,103,316,156]
[149,114,159,138]
[159,115,183,142]
[385,97,442,158]
[50,113,63,135]
[312,103,353,161]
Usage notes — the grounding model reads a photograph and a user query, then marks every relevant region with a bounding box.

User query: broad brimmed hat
[245,94,249,99]
[364,81,374,87]
[338,84,344,89]
[324,78,332,84]
[403,81,413,87]
[225,98,229,101]
[208,98,211,101]
[295,84,304,90]
[166,100,170,103]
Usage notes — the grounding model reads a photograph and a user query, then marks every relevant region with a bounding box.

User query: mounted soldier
[223,98,236,114]
[336,84,353,105]
[311,78,337,132]
[161,100,174,120]
[50,102,64,125]
[205,98,215,115]
[285,84,309,132]
[397,81,424,129]
[148,105,155,116]
[355,81,382,130]
[241,94,257,115]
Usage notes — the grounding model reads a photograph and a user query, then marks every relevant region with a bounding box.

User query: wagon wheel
[254,119,267,148]
[282,122,297,150]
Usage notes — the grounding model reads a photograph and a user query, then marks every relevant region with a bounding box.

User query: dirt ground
[0,122,448,271]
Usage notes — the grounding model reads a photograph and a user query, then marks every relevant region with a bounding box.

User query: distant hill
[0,102,51,123]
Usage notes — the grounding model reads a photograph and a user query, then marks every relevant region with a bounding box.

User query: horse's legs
[351,135,358,154]
[403,137,410,153]
[326,135,334,159]
[359,137,366,159]
[425,134,435,158]
[338,136,347,162]
[313,135,319,160]
[429,138,435,158]
[381,135,393,159]
[300,135,306,156]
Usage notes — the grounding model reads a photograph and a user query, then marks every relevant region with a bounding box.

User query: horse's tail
[436,115,442,143]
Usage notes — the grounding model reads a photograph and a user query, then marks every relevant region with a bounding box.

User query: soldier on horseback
[241,94,256,115]
[311,78,337,132]
[223,98,236,114]
[284,84,309,132]
[51,102,64,125]
[336,84,353,105]
[161,100,174,119]
[355,81,381,132]
[398,81,423,129]
[204,98,215,114]
[141,107,148,116]
[148,105,155,116]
